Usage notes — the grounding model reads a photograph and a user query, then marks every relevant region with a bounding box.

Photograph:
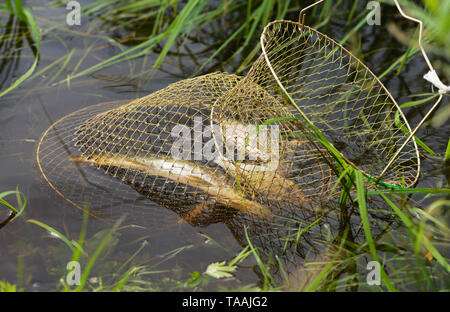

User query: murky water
[0,1,448,291]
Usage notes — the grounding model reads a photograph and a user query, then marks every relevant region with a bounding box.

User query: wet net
[37,72,335,228]
[37,16,420,263]
[212,20,420,190]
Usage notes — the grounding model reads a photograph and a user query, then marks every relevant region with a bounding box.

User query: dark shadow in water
[0,13,38,92]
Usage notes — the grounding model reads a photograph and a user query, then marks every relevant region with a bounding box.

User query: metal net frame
[212,19,420,190]
[37,0,447,270]
[37,72,336,229]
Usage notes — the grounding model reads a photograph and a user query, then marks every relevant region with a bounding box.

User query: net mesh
[213,21,419,190]
[38,71,335,228]
[37,19,420,261]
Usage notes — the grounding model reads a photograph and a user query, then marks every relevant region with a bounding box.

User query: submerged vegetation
[0,0,449,291]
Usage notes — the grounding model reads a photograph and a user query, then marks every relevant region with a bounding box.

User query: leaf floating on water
[205,261,236,279]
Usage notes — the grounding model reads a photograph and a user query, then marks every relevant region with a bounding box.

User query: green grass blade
[3,0,13,13]
[244,226,275,290]
[74,215,126,291]
[27,219,78,254]
[153,0,207,68]
[0,190,27,216]
[380,194,450,272]
[446,137,450,162]
[111,266,145,292]
[116,240,148,276]
[0,7,40,98]
[355,171,397,291]
[13,0,26,21]
[367,188,450,196]
[0,197,19,214]
[71,207,90,264]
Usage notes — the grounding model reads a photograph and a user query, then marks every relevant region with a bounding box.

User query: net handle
[298,0,447,183]
[298,0,324,28]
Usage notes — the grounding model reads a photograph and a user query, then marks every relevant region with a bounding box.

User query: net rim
[259,19,421,188]
[36,100,131,219]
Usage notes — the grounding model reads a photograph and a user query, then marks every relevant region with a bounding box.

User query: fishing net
[37,7,422,262]
[212,20,420,190]
[37,72,335,228]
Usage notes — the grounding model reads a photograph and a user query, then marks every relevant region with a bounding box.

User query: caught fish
[215,120,311,206]
[71,153,272,220]
[215,155,307,202]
